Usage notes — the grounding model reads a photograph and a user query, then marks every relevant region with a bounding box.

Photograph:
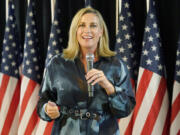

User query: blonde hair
[63,7,116,60]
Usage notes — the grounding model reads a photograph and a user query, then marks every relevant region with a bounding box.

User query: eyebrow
[79,22,98,25]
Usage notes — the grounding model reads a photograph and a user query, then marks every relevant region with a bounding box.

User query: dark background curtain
[0,0,180,91]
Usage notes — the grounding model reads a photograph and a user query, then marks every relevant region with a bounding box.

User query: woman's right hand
[45,101,60,119]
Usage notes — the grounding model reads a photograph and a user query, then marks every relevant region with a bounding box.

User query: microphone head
[86,53,94,61]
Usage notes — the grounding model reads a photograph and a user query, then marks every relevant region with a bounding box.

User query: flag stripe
[170,81,180,135]
[141,77,166,135]
[171,81,180,124]
[18,0,44,134]
[118,78,135,135]
[152,90,169,135]
[43,121,54,135]
[121,68,143,135]
[20,76,29,104]
[0,73,3,86]
[119,111,133,135]
[19,79,36,123]
[0,0,22,134]
[18,79,40,134]
[162,108,170,135]
[36,119,48,135]
[24,108,39,135]
[170,92,180,123]
[172,81,180,102]
[9,104,20,135]
[132,71,162,135]
[132,1,170,134]
[1,80,21,134]
[130,78,135,90]
[133,68,153,120]
[170,112,180,135]
[0,77,19,133]
[0,74,10,110]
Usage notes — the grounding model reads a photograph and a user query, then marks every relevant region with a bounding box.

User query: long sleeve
[108,60,136,118]
[37,66,57,121]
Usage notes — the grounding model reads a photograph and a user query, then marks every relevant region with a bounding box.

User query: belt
[61,106,101,120]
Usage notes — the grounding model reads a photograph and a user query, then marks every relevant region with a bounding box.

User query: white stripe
[118,78,136,134]
[170,111,180,135]
[136,67,144,90]
[0,73,3,84]
[19,76,29,106]
[32,120,39,135]
[119,111,133,135]
[0,77,18,133]
[172,81,180,103]
[9,104,20,135]
[170,81,180,135]
[35,120,49,135]
[132,72,161,135]
[18,79,40,135]
[151,90,169,135]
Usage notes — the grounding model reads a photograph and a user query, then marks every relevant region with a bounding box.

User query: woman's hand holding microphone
[45,101,60,119]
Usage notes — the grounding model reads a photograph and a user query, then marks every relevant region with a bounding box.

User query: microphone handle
[87,60,94,97]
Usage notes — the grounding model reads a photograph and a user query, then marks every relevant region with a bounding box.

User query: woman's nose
[83,26,91,33]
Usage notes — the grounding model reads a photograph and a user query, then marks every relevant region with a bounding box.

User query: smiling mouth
[82,35,93,39]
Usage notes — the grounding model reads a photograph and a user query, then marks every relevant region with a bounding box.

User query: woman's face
[77,13,103,52]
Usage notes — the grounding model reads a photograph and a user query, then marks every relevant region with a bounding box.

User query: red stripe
[162,108,170,135]
[178,130,180,135]
[43,121,54,135]
[0,74,10,110]
[124,117,133,135]
[24,108,39,135]
[1,80,21,134]
[141,77,167,135]
[130,78,135,90]
[19,79,37,123]
[132,69,153,125]
[170,92,180,124]
[120,78,134,135]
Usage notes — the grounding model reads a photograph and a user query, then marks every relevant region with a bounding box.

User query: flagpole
[146,0,149,13]
[51,0,56,22]
[116,0,119,35]
[6,0,9,21]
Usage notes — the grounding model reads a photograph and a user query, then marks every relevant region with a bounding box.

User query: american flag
[35,0,64,134]
[132,0,170,134]
[170,37,180,135]
[115,0,139,134]
[45,0,63,66]
[18,0,44,134]
[0,0,22,134]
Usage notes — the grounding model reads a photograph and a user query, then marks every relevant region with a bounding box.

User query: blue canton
[115,0,139,81]
[45,0,64,66]
[140,0,165,77]
[22,0,43,83]
[0,0,22,78]
[175,37,180,82]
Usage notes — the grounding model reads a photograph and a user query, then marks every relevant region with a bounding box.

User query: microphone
[86,53,94,97]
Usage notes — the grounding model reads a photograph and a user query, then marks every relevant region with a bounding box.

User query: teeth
[82,36,92,39]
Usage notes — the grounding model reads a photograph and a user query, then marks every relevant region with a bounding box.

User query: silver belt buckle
[86,112,91,118]
[80,112,90,120]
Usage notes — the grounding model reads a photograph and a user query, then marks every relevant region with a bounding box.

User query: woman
[37,7,135,135]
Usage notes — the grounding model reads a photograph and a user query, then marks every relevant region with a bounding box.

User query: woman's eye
[79,24,85,27]
[90,24,97,28]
